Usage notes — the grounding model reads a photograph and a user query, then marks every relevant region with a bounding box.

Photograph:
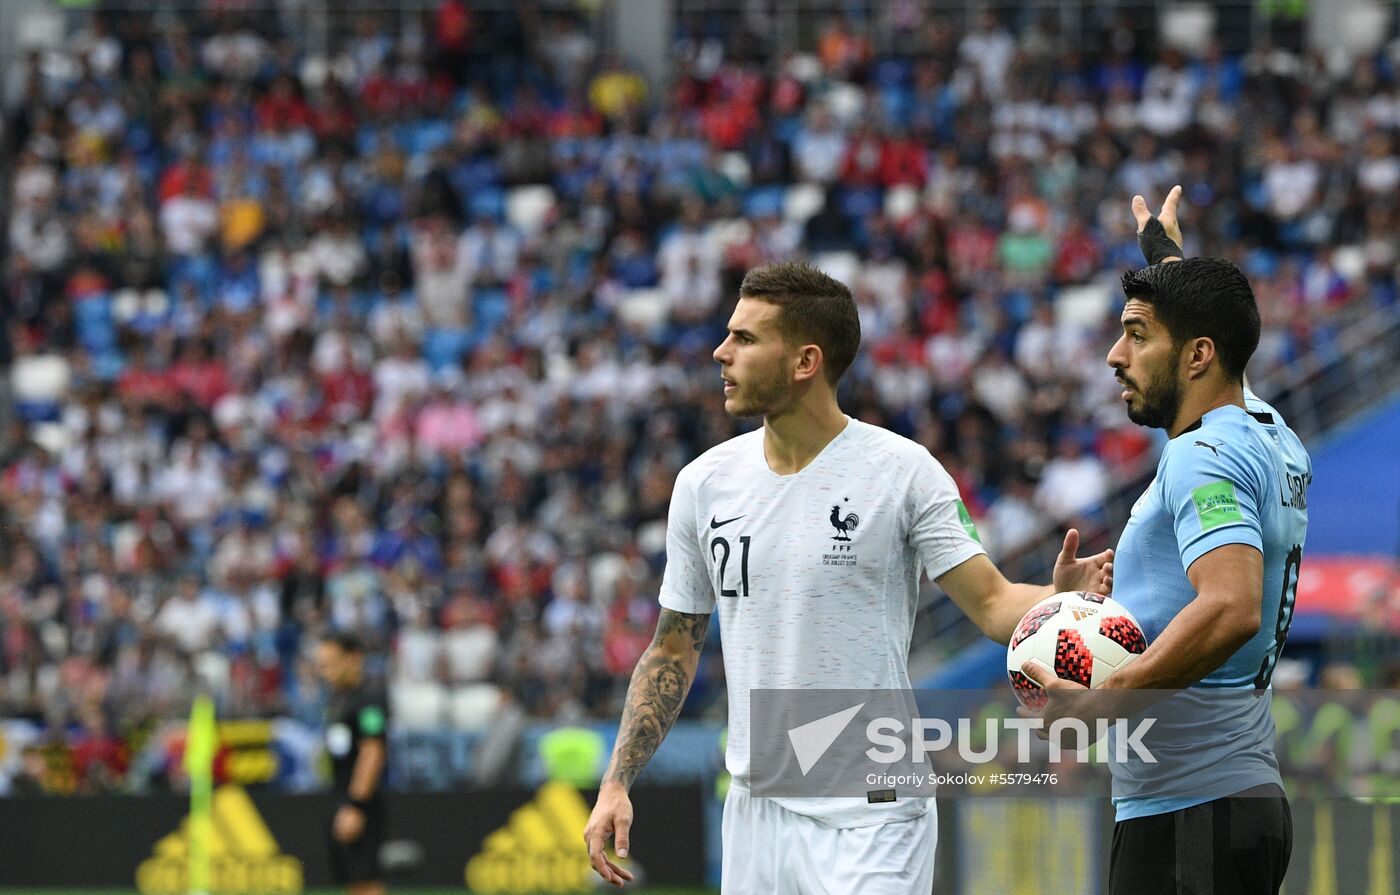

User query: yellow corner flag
[185,696,217,895]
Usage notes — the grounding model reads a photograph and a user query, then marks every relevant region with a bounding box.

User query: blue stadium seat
[467,187,506,221]
[74,294,116,354]
[423,328,472,372]
[839,186,883,221]
[743,186,785,219]
[473,288,511,333]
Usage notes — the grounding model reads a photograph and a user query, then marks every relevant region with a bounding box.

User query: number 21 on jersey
[710,535,751,597]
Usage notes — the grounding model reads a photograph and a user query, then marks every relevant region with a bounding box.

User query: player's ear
[1184,336,1217,380]
[793,343,824,383]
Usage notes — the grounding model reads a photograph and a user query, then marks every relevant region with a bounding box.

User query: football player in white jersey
[583,262,1114,893]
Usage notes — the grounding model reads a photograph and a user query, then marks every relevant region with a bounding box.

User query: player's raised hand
[1132,184,1183,241]
[1132,185,1184,265]
[583,783,636,887]
[1051,528,1114,596]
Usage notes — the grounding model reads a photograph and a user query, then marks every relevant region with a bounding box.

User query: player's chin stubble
[1125,365,1183,431]
[725,369,788,419]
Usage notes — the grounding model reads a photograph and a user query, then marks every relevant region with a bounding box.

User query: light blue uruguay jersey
[1108,396,1311,820]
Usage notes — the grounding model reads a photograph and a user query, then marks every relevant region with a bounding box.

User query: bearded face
[1109,298,1188,432]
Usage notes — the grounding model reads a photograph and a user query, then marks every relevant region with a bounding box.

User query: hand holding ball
[1006,592,1147,710]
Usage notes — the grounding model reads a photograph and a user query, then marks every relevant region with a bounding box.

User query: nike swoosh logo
[710,515,745,529]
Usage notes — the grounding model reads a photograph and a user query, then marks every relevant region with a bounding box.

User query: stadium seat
[467,187,506,221]
[1332,246,1367,284]
[11,354,70,423]
[883,185,920,222]
[824,82,866,126]
[616,288,671,332]
[395,730,455,790]
[838,186,882,221]
[193,651,231,698]
[588,552,627,605]
[91,350,126,382]
[448,683,502,733]
[742,186,785,219]
[422,328,472,372]
[391,681,448,731]
[635,518,667,561]
[1056,279,1117,330]
[29,422,68,455]
[879,86,913,127]
[720,152,752,188]
[442,626,498,683]
[446,730,481,778]
[505,185,556,239]
[405,120,452,157]
[874,58,912,89]
[166,254,218,304]
[784,183,826,224]
[111,287,171,334]
[473,288,511,333]
[785,53,822,83]
[1339,4,1390,55]
[812,252,861,291]
[1160,4,1215,53]
[710,218,753,252]
[74,294,115,354]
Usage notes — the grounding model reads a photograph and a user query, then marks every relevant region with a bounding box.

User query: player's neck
[762,397,848,475]
[1168,381,1246,438]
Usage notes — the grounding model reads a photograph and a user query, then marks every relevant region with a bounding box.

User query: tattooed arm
[584,608,710,886]
[603,608,710,788]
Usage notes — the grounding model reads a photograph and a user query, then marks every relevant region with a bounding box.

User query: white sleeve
[657,466,716,614]
[906,450,987,581]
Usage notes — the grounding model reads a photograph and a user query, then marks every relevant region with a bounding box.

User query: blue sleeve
[1161,440,1266,572]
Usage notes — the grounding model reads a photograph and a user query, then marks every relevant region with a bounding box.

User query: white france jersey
[659,418,986,828]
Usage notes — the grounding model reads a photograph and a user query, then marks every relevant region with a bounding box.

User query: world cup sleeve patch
[1191,480,1244,531]
[956,500,981,543]
[359,705,386,736]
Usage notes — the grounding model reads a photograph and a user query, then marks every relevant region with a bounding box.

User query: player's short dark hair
[739,262,861,385]
[1120,258,1260,381]
[321,631,364,654]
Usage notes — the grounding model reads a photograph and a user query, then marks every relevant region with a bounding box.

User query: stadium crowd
[2,2,1398,792]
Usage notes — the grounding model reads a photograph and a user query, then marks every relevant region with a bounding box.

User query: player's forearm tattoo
[603,609,709,789]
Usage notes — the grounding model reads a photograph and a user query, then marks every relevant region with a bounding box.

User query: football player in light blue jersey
[1023,189,1310,895]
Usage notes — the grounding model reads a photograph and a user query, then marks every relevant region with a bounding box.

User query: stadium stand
[1,0,1397,796]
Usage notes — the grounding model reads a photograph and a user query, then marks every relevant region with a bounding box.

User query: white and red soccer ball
[1005,592,1148,710]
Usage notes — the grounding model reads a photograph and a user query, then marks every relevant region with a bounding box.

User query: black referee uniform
[325,682,389,886]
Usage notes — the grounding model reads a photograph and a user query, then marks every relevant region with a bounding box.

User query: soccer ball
[1005,592,1147,710]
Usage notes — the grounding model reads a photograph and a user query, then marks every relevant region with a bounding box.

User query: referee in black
[316,633,390,895]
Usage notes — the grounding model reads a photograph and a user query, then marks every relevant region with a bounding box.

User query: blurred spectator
[11,746,52,796]
[959,11,1014,98]
[589,57,646,121]
[792,106,846,184]
[155,576,221,655]
[1037,436,1110,523]
[1318,663,1364,690]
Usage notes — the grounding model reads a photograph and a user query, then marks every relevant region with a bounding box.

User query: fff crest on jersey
[823,499,860,566]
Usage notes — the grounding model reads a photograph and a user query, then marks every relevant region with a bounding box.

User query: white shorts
[720,787,937,894]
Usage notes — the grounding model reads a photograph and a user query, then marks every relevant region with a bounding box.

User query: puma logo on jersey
[1194,440,1223,457]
